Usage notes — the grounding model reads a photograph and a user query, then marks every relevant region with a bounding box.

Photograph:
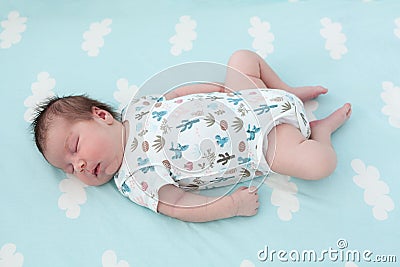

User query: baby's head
[31,95,126,186]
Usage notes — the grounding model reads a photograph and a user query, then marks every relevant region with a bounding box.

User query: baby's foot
[310,103,352,134]
[288,86,328,102]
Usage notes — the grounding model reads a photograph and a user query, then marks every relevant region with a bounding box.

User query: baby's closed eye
[69,137,79,153]
[75,137,79,152]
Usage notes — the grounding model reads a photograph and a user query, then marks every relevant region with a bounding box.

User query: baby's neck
[122,120,130,149]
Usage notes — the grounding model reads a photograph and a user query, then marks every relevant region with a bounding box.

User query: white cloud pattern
[23,72,56,122]
[0,243,24,267]
[240,259,255,267]
[320,17,348,59]
[81,18,112,57]
[345,262,359,267]
[102,250,130,267]
[114,79,139,113]
[0,11,27,49]
[169,15,197,56]
[394,18,400,39]
[58,174,88,219]
[265,173,300,221]
[248,16,274,58]
[351,159,394,221]
[381,81,400,128]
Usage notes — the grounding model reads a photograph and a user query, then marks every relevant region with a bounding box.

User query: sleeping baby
[31,50,351,222]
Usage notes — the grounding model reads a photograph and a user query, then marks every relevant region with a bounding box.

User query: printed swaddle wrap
[114,88,311,212]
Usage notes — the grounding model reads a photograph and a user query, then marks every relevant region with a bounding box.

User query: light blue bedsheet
[1,1,399,266]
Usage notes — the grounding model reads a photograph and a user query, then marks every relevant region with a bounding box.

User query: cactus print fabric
[115,88,311,212]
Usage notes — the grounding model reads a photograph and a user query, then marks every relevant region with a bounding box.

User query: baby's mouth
[94,163,100,177]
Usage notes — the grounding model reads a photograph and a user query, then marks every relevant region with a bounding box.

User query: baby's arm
[157,184,259,222]
[164,82,227,100]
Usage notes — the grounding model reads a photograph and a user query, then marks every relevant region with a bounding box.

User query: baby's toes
[314,86,328,97]
[343,103,352,118]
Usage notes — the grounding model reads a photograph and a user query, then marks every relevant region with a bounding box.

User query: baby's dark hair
[31,95,120,155]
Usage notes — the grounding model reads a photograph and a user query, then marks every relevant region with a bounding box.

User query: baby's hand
[231,186,259,217]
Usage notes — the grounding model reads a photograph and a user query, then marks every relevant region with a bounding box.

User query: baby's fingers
[250,201,260,216]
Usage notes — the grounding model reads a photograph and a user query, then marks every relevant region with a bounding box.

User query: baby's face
[43,108,126,186]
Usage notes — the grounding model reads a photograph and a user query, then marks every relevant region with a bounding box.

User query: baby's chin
[98,174,115,185]
[94,171,116,186]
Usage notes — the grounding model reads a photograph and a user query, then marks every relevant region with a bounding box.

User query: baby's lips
[93,162,102,176]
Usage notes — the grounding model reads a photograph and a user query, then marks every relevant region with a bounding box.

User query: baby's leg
[265,103,351,180]
[225,50,327,102]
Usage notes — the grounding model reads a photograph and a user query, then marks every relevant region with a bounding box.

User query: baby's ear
[91,106,114,124]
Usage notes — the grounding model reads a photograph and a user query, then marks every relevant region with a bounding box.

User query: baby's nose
[75,159,87,173]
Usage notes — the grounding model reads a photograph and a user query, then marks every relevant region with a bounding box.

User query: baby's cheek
[105,158,120,175]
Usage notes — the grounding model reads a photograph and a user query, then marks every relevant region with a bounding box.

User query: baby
[31,50,351,222]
